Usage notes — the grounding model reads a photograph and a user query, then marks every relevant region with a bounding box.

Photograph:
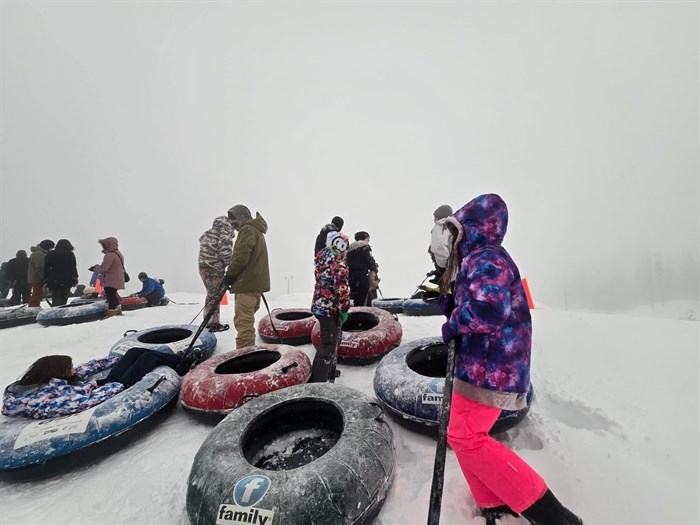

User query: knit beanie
[16,250,27,257]
[354,231,369,241]
[331,216,344,230]
[433,205,453,221]
[38,239,55,250]
[138,272,148,279]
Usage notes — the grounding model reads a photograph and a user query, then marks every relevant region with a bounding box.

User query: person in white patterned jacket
[198,215,235,332]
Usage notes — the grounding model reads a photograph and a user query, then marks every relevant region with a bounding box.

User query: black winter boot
[481,505,519,525]
[521,490,583,525]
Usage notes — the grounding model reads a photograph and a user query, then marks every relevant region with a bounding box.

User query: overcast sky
[1,1,698,310]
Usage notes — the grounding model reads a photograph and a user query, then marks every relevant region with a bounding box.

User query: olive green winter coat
[226,212,270,293]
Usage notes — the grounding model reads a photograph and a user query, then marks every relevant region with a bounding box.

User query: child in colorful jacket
[2,355,123,419]
[310,231,351,382]
[439,194,582,525]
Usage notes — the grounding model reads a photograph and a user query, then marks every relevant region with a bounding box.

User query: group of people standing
[2,239,78,307]
[2,237,165,316]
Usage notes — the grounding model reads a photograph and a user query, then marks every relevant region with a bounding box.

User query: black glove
[222,274,236,288]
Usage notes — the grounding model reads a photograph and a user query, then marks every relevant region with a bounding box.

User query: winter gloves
[437,293,455,317]
[222,274,236,289]
[441,321,457,343]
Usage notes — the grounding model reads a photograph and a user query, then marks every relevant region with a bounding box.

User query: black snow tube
[186,383,395,525]
[401,291,442,316]
[374,336,533,435]
[371,297,407,314]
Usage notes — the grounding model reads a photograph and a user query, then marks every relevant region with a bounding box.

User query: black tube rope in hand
[261,293,283,343]
[426,338,456,525]
[183,286,228,361]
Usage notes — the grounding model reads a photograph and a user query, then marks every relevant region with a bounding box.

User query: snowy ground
[0,293,698,525]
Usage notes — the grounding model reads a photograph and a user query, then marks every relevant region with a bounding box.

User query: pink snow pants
[447,392,547,512]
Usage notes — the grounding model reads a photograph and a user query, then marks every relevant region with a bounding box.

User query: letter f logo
[233,475,271,507]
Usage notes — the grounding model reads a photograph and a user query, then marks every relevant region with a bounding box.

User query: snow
[0,292,698,524]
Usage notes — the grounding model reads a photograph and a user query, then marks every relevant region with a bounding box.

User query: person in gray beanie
[223,205,270,348]
[428,205,453,285]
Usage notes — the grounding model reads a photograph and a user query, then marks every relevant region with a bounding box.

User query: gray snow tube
[371,297,407,314]
[186,383,395,525]
[0,306,41,329]
[36,301,108,327]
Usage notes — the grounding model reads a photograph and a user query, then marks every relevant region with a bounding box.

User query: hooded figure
[314,216,344,256]
[198,215,236,331]
[6,250,30,305]
[428,204,453,283]
[27,240,54,307]
[439,194,582,524]
[91,237,125,314]
[346,231,378,307]
[225,205,270,348]
[310,231,351,383]
[43,239,79,306]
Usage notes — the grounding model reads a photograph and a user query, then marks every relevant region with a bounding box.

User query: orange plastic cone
[220,292,229,306]
[522,278,535,309]
[95,278,103,294]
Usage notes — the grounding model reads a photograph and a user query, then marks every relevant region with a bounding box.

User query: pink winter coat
[93,237,125,289]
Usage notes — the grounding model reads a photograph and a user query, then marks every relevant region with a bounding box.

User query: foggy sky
[2,1,698,311]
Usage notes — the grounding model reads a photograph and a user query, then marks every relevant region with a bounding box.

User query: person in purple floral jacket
[2,355,123,419]
[438,194,582,525]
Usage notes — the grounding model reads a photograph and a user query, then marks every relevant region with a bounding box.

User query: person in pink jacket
[89,237,126,317]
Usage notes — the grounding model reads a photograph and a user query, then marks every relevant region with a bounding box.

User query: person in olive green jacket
[223,205,270,348]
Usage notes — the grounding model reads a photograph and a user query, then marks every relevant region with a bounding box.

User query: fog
[2,1,698,311]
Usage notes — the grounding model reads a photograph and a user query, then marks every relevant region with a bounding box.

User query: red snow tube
[179,344,312,414]
[311,306,403,364]
[257,308,316,345]
[120,296,148,311]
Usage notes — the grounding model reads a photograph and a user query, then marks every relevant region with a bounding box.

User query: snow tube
[186,383,395,525]
[108,324,217,360]
[180,344,312,414]
[120,296,148,311]
[257,308,316,345]
[0,365,181,471]
[0,306,41,329]
[401,291,442,316]
[36,301,109,327]
[0,298,11,308]
[311,306,403,364]
[371,297,407,314]
[373,336,533,435]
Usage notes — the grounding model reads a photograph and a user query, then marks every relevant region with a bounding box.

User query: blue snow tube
[371,297,407,314]
[186,383,395,525]
[36,301,109,327]
[373,336,533,435]
[109,324,217,361]
[0,365,181,471]
[401,292,442,316]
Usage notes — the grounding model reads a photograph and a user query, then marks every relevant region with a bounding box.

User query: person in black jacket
[43,239,79,306]
[346,231,379,307]
[314,216,344,256]
[6,250,30,305]
[0,262,10,299]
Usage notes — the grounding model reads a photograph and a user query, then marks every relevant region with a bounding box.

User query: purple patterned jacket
[447,194,532,410]
[2,356,124,419]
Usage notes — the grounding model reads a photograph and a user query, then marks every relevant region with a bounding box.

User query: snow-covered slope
[0,294,697,524]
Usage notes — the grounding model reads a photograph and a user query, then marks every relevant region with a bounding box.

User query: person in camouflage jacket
[2,355,123,419]
[310,231,351,383]
[198,216,235,330]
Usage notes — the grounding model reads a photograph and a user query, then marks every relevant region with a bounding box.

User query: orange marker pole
[220,292,229,305]
[522,277,535,309]
[95,278,103,294]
